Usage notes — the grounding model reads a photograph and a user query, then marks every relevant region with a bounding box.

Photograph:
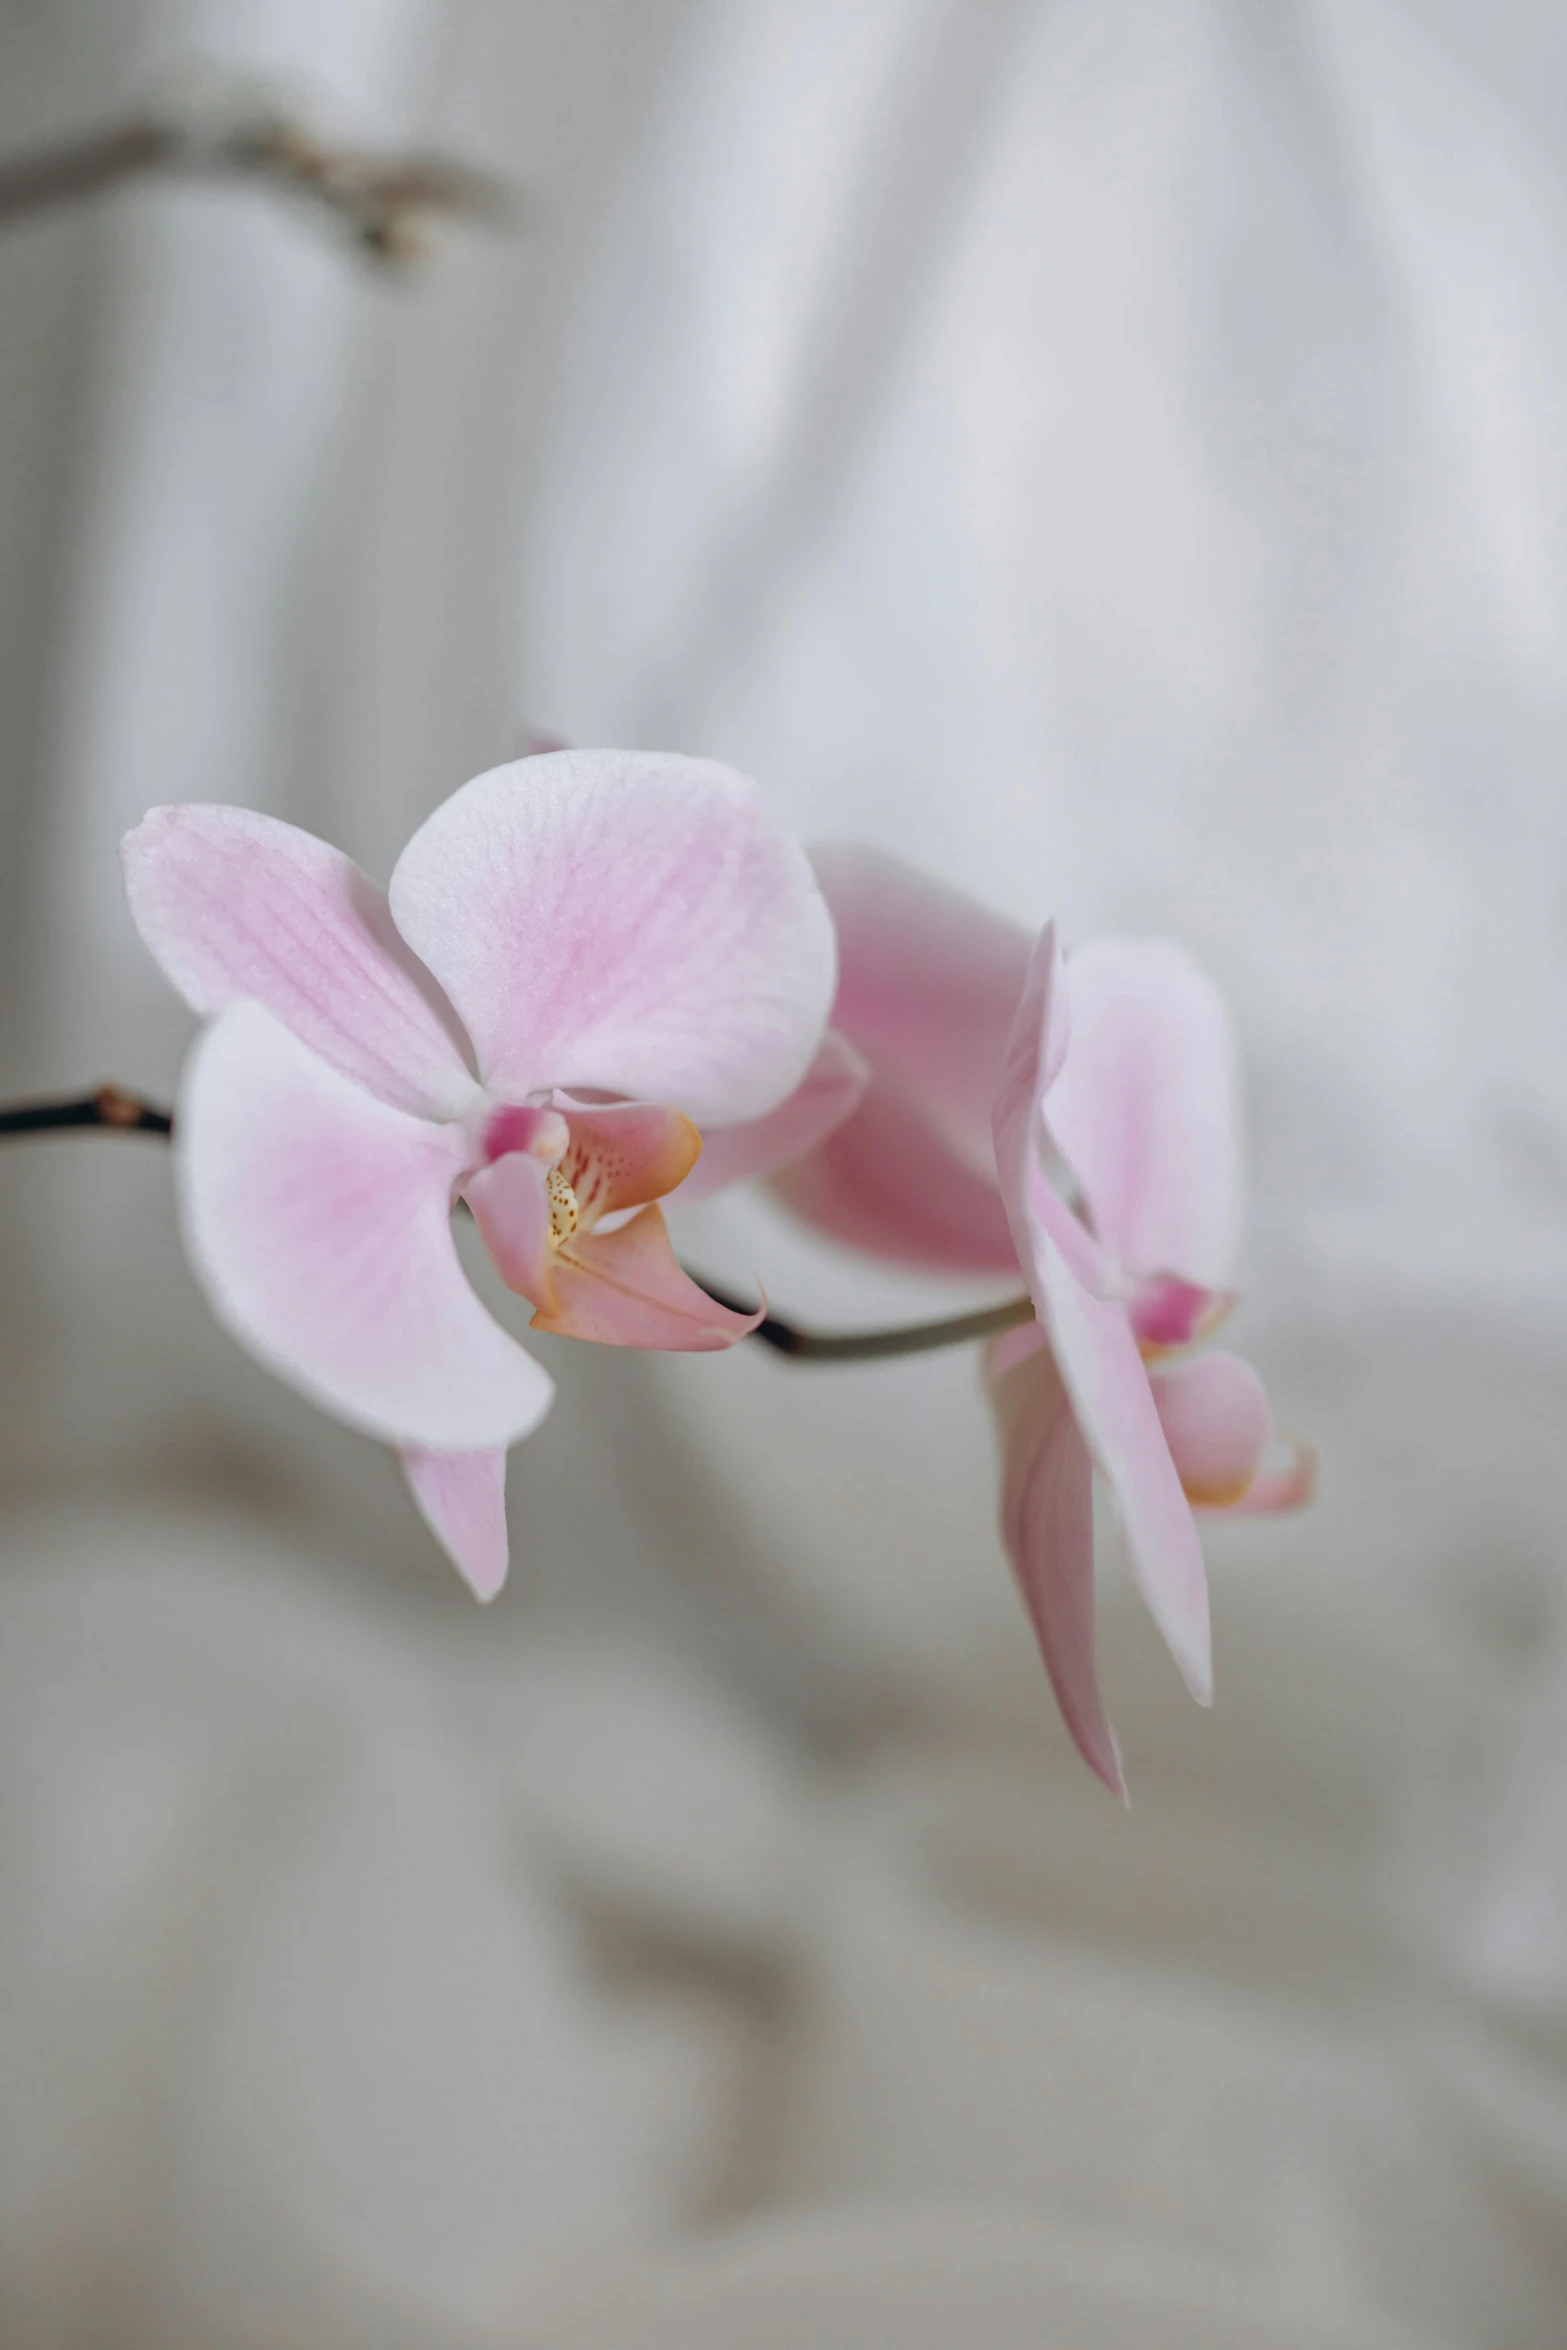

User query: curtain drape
[2,3,1566,2342]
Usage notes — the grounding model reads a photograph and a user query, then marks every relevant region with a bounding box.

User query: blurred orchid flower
[777,851,1311,1792]
[123,750,849,1597]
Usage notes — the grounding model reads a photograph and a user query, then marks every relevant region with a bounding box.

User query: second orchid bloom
[778,850,1312,1794]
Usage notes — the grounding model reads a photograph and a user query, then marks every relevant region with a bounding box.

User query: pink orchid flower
[776,851,1312,1793]
[123,750,860,1598]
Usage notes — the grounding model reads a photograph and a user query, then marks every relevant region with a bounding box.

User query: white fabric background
[1,2,1566,2342]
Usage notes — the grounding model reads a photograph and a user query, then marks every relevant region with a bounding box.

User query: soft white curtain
[2,2,1566,2344]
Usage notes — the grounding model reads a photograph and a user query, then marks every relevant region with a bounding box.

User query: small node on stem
[95,1083,148,1130]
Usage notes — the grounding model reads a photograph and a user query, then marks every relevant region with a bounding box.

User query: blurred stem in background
[0,109,1025,1365]
[0,79,517,266]
[0,1085,1034,1360]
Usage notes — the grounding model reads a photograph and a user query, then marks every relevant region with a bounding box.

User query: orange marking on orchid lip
[1181,1469,1257,1510]
[1137,1333,1202,1364]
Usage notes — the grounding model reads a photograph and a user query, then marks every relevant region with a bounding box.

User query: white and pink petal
[123,805,476,1118]
[1045,937,1242,1291]
[388,751,836,1126]
[178,1002,553,1451]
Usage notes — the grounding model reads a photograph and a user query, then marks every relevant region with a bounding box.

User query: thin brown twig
[0,1083,173,1140]
[0,1084,1034,1360]
[0,91,518,267]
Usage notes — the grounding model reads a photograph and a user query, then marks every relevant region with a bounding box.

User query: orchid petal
[814,845,1032,1170]
[772,1070,1020,1272]
[987,1332,1124,1797]
[992,925,1113,1295]
[179,1002,553,1449]
[388,751,836,1124]
[122,805,475,1118]
[530,1204,762,1350]
[1148,1351,1271,1508]
[401,1447,509,1600]
[1035,1236,1212,1705]
[671,1030,869,1205]
[1046,938,1242,1289]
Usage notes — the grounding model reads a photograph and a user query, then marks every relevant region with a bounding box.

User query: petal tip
[1090,1734,1129,1803]
[402,1444,510,1600]
[1163,1600,1214,1710]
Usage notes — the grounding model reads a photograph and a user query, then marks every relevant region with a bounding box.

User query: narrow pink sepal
[531,1204,762,1351]
[672,1030,870,1204]
[122,804,475,1118]
[1038,1237,1212,1706]
[989,920,1068,1216]
[178,1001,555,1450]
[465,1152,555,1309]
[1045,937,1242,1290]
[992,925,1112,1296]
[388,751,836,1124]
[987,1334,1125,1798]
[1148,1351,1271,1508]
[402,1446,510,1599]
[1020,1155,1118,1294]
